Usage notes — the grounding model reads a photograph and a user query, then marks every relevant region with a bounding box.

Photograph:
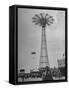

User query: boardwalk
[18,76,65,82]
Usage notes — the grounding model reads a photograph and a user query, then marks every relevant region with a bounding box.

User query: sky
[18,8,65,72]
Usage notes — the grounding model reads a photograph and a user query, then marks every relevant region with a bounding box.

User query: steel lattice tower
[39,27,49,68]
[32,13,54,69]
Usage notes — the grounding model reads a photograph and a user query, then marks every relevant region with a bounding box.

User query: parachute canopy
[31,52,36,54]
